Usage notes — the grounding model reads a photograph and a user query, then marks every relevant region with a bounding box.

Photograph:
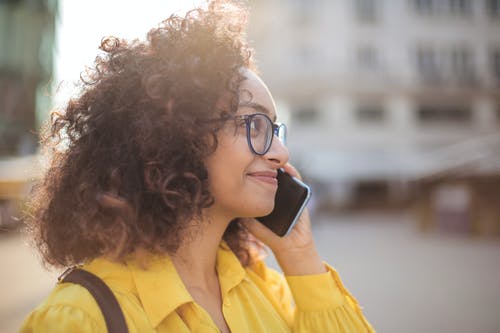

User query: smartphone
[256,169,312,237]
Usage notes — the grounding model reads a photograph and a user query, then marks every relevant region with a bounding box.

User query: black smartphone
[256,169,312,237]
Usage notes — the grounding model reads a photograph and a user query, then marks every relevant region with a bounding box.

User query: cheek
[205,135,250,189]
[216,130,251,163]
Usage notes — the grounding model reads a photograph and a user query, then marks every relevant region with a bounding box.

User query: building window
[416,46,441,83]
[450,47,475,83]
[491,49,500,84]
[415,46,475,85]
[413,0,472,16]
[357,45,379,71]
[293,106,320,124]
[356,105,386,124]
[449,0,472,15]
[414,0,434,14]
[486,0,500,17]
[417,105,472,125]
[355,0,378,22]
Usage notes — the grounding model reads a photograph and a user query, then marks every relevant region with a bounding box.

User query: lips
[247,170,278,185]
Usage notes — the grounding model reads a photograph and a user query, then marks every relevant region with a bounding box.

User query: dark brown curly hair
[27,0,264,268]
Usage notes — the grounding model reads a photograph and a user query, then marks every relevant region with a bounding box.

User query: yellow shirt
[20,244,375,332]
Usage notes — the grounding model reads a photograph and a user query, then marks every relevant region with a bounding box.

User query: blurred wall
[0,0,57,228]
[248,0,500,211]
[0,0,57,157]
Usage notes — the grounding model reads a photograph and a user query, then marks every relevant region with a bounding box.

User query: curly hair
[27,0,264,268]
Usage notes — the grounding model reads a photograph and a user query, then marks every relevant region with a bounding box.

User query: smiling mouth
[247,171,278,186]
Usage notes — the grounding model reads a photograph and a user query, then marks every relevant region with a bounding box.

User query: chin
[231,195,275,218]
[252,201,275,218]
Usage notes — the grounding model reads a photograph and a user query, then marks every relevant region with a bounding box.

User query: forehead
[238,70,277,121]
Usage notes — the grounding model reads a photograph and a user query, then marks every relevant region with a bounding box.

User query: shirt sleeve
[250,261,376,333]
[19,304,104,333]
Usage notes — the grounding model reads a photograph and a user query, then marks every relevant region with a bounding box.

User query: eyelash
[236,119,247,127]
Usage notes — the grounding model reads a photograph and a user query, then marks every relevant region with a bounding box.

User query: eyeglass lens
[247,114,285,155]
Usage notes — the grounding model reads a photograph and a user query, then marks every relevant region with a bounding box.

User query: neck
[171,210,232,289]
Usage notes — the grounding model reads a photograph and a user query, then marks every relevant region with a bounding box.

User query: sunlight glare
[54,0,204,106]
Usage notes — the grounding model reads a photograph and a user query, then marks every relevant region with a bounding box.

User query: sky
[54,0,204,106]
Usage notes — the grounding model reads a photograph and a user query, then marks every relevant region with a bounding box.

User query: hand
[242,163,326,275]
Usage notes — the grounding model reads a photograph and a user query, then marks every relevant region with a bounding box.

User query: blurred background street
[1,0,500,332]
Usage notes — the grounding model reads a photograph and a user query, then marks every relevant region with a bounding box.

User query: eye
[249,118,257,130]
[249,117,265,136]
[236,118,247,128]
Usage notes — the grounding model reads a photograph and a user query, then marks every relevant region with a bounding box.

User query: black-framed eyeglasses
[234,113,287,155]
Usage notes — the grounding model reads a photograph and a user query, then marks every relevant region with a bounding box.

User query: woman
[21,1,375,332]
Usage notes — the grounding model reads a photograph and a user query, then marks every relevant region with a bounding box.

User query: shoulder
[20,282,106,333]
[21,259,131,333]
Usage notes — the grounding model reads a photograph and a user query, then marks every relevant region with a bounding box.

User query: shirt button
[224,299,231,307]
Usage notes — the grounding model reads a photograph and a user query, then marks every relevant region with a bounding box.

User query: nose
[264,135,289,167]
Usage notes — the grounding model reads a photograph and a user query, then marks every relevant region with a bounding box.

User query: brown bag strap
[59,268,129,333]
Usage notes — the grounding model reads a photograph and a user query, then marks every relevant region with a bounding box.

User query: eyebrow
[238,102,277,122]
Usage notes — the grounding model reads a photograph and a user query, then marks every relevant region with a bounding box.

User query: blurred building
[0,0,57,157]
[0,0,57,227]
[248,0,500,219]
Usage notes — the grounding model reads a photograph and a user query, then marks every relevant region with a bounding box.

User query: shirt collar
[216,242,247,298]
[129,254,192,328]
[84,243,247,328]
[131,242,246,328]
